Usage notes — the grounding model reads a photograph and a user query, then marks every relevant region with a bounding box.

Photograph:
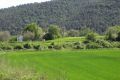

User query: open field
[0,49,120,80]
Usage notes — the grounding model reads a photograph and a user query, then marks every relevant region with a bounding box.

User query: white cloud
[0,0,50,9]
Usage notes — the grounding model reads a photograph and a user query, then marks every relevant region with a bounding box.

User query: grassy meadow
[0,49,120,80]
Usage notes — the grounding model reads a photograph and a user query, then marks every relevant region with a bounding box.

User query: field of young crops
[0,49,120,80]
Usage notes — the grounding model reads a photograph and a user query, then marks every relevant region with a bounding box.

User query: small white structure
[17,35,23,42]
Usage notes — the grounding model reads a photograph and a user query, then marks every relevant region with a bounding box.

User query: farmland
[0,49,120,80]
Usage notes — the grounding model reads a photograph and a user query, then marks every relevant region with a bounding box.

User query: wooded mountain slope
[0,0,120,34]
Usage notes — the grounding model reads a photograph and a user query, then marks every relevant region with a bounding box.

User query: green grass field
[0,49,120,80]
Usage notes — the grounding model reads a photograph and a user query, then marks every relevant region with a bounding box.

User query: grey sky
[0,0,50,9]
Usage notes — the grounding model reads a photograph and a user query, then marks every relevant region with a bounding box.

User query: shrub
[86,42,102,49]
[23,43,33,49]
[53,45,63,50]
[9,36,17,42]
[23,31,35,41]
[112,42,120,48]
[43,25,61,40]
[86,32,97,42]
[0,43,13,50]
[14,45,23,50]
[0,31,11,41]
[43,33,54,40]
[24,23,43,40]
[74,42,86,49]
[63,43,73,48]
[48,45,54,49]
[51,42,55,46]
[74,42,81,45]
[95,39,113,48]
[1,45,13,50]
[33,45,40,50]
[48,44,63,50]
[67,29,79,37]
[83,40,91,44]
[33,45,44,50]
[106,26,120,41]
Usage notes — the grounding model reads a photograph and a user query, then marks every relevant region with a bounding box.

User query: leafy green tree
[43,25,61,40]
[106,26,120,41]
[24,23,43,40]
[43,33,54,40]
[79,27,93,36]
[116,32,120,41]
[67,29,79,37]
[86,32,97,42]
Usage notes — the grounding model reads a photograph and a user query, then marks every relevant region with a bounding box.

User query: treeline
[0,23,120,50]
[0,0,120,34]
[1,23,120,42]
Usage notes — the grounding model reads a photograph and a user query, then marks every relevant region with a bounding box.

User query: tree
[24,23,43,40]
[0,31,11,41]
[86,32,97,42]
[79,27,93,36]
[116,32,120,41]
[67,29,79,37]
[43,33,54,40]
[44,25,61,40]
[106,26,120,41]
[23,31,35,41]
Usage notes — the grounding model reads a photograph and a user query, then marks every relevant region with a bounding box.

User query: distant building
[17,35,23,42]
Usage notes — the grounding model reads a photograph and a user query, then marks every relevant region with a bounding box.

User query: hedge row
[0,40,120,51]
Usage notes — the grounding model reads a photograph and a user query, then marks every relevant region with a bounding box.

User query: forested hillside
[0,0,120,34]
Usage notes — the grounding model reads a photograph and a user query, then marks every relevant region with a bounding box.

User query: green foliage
[53,45,63,50]
[79,27,93,36]
[48,45,54,49]
[67,29,79,37]
[73,42,86,49]
[24,23,43,40]
[0,43,13,50]
[33,45,44,50]
[1,45,13,50]
[1,0,120,34]
[0,31,11,41]
[48,25,61,38]
[63,43,73,49]
[9,36,17,42]
[106,26,120,41]
[23,31,35,41]
[95,39,113,48]
[44,25,61,40]
[86,32,97,42]
[43,33,54,40]
[14,44,23,50]
[86,42,101,49]
[23,43,33,49]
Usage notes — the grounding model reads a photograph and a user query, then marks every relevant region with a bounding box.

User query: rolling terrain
[0,0,120,34]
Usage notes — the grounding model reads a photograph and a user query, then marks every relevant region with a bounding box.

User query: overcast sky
[0,0,50,9]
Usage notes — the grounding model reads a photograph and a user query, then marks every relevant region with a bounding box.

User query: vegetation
[0,31,11,41]
[106,26,120,41]
[43,25,61,40]
[23,31,35,41]
[0,25,119,50]
[23,23,43,40]
[67,29,79,37]
[1,0,120,34]
[0,49,120,80]
[0,0,120,80]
